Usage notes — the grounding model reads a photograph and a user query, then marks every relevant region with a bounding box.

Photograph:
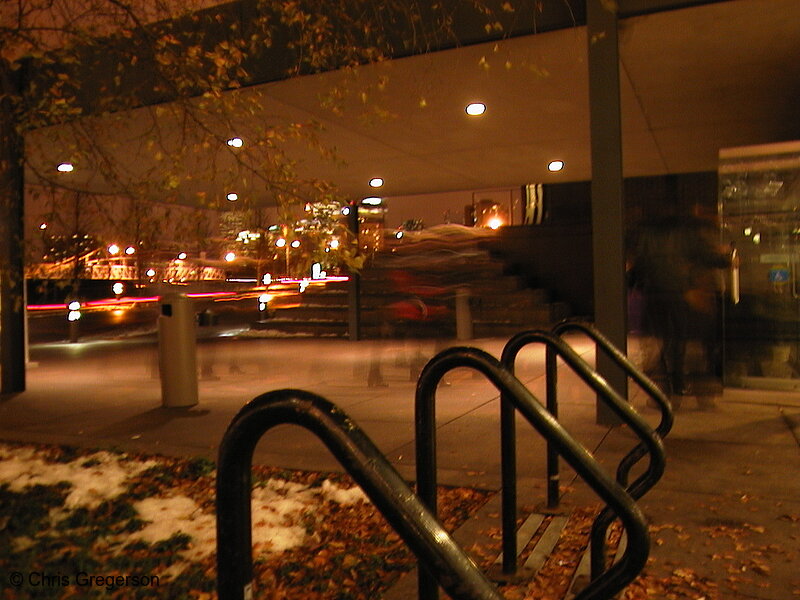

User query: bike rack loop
[551,319,674,490]
[415,346,650,600]
[216,389,502,600]
[499,330,666,580]
[550,321,674,581]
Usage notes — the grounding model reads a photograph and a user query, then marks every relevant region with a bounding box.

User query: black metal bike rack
[551,319,674,579]
[552,318,674,489]
[216,389,503,600]
[501,327,669,581]
[415,346,651,600]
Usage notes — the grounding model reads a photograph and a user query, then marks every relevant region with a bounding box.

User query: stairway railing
[216,389,503,600]
[500,327,668,581]
[415,346,651,600]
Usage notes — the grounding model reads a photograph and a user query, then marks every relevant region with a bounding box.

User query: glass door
[719,141,800,390]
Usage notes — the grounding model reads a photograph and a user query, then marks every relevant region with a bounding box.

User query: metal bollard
[455,286,473,341]
[158,293,198,408]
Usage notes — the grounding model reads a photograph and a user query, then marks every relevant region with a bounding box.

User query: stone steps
[251,232,572,338]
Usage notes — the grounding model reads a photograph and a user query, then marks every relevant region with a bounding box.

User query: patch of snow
[320,479,368,505]
[130,496,217,562]
[0,443,368,565]
[0,444,156,509]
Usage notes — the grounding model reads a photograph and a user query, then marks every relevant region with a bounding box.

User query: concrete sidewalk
[1,332,799,598]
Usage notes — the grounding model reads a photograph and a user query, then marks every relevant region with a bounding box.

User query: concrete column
[588,0,627,424]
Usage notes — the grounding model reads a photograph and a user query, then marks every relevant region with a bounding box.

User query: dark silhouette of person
[630,210,730,405]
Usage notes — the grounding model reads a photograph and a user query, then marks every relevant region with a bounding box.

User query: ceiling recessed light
[465,102,486,116]
[369,177,384,188]
[226,192,239,201]
[548,160,564,172]
[57,162,74,173]
[226,137,243,148]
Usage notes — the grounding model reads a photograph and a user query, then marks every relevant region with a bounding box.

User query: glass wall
[719,141,800,389]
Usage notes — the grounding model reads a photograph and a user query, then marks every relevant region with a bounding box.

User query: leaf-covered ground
[0,441,489,599]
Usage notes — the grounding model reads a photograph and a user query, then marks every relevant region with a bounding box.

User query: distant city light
[112,282,124,296]
[125,246,136,255]
[341,206,351,216]
[362,197,382,206]
[548,160,565,172]
[177,252,187,260]
[67,301,81,311]
[107,244,120,255]
[395,230,404,239]
[57,163,74,173]
[744,227,753,236]
[262,273,272,285]
[226,137,244,148]
[39,223,47,230]
[275,238,286,248]
[465,102,486,116]
[146,269,156,277]
[312,262,326,279]
[369,178,384,188]
[226,192,239,202]
[224,252,236,262]
[329,238,340,249]
[290,240,301,248]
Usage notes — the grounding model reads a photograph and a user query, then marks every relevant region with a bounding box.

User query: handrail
[552,319,674,580]
[500,330,666,582]
[415,346,650,600]
[216,389,503,600]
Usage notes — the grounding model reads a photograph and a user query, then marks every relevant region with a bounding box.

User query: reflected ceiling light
[548,160,564,172]
[369,177,384,188]
[275,238,287,248]
[290,240,301,248]
[107,244,120,255]
[224,252,236,262]
[146,269,156,277]
[362,197,382,206]
[226,137,243,148]
[465,102,486,116]
[125,246,136,255]
[226,192,239,202]
[57,162,74,172]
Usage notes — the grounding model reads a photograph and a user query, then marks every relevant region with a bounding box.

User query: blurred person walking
[630,208,730,408]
